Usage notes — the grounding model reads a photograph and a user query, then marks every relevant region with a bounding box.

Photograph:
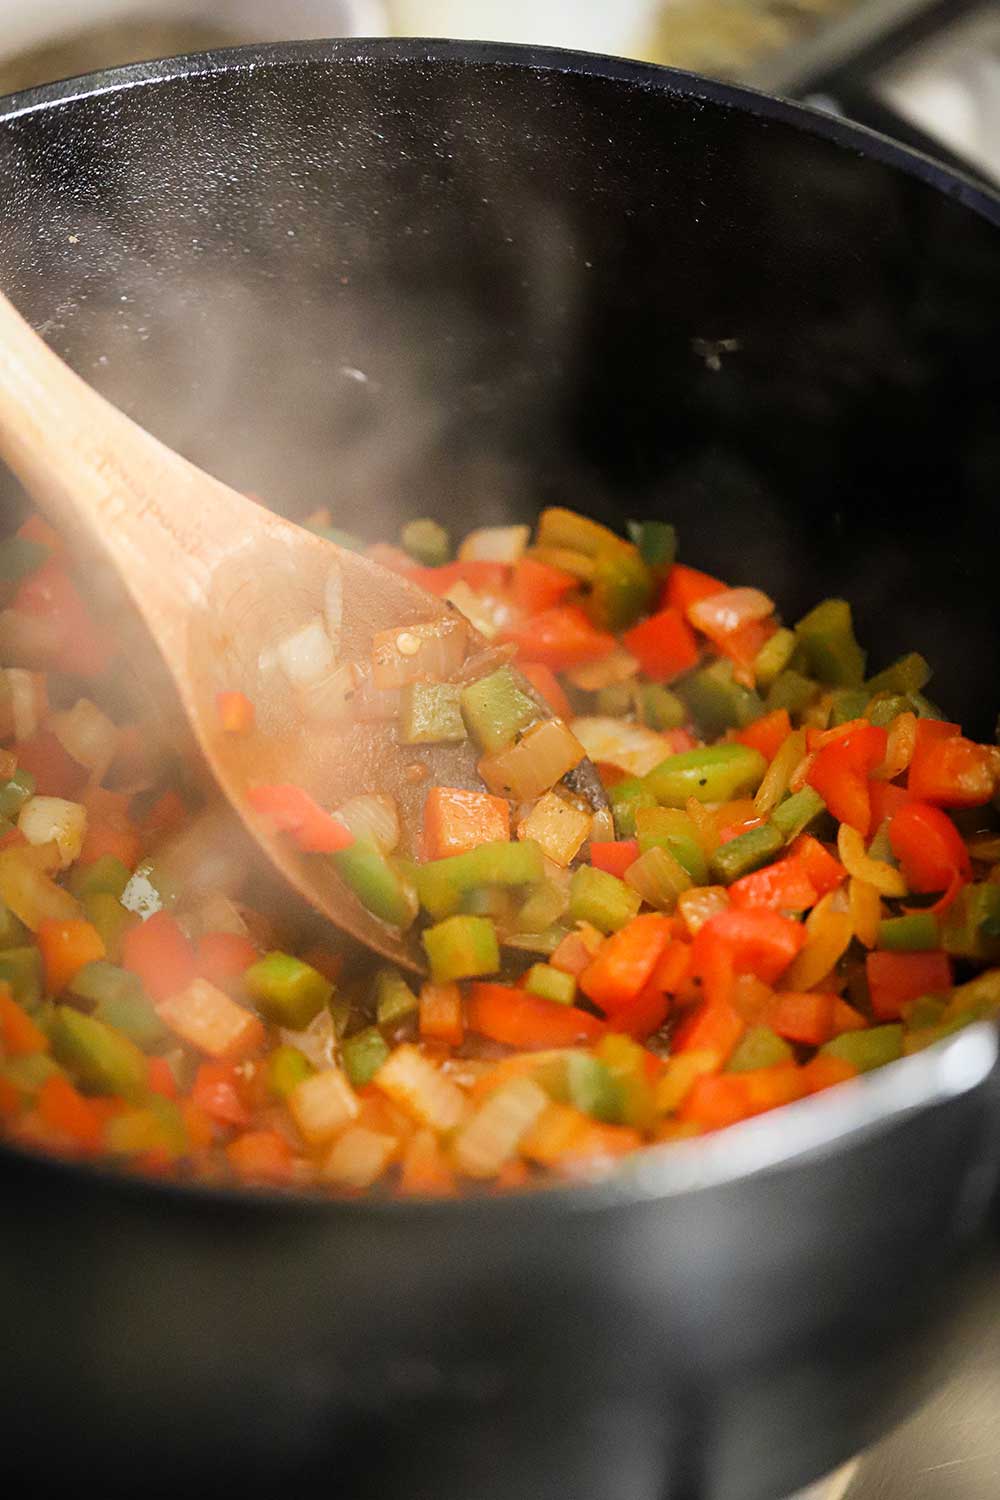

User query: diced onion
[677,885,729,937]
[188,892,251,940]
[323,564,343,655]
[458,525,530,564]
[49,698,119,782]
[590,805,616,843]
[321,1126,396,1188]
[18,795,87,867]
[837,823,907,897]
[442,582,505,641]
[452,1076,548,1178]
[374,1043,467,1133]
[371,616,468,689]
[276,616,335,685]
[688,587,774,637]
[567,648,639,693]
[517,791,591,868]
[479,718,586,802]
[351,666,402,722]
[872,711,917,781]
[625,845,692,911]
[754,730,806,815]
[571,716,674,778]
[297,661,360,723]
[334,794,400,855]
[279,1006,338,1071]
[6,668,39,742]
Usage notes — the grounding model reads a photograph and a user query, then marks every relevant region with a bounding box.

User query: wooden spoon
[0,290,607,971]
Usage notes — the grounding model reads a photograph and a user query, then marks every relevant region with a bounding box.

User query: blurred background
[0,0,996,183]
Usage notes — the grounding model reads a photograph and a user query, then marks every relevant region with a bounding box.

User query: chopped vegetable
[478,717,586,801]
[517,791,591,868]
[569,865,642,934]
[244,951,333,1029]
[644,743,767,806]
[794,598,866,686]
[333,838,417,929]
[401,517,450,567]
[156,978,264,1060]
[399,681,467,745]
[422,914,499,983]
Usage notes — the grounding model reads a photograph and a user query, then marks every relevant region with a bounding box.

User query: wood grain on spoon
[0,290,606,970]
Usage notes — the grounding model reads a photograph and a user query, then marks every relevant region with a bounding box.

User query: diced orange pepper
[679,1063,806,1130]
[399,1128,458,1195]
[549,924,604,977]
[578,914,674,1013]
[736,709,792,762]
[662,563,726,614]
[865,950,953,1022]
[226,1130,294,1184]
[37,918,106,995]
[671,995,745,1068]
[766,990,836,1046]
[245,783,354,854]
[191,1061,253,1127]
[832,998,868,1034]
[422,785,510,860]
[15,729,88,798]
[0,985,49,1055]
[466,984,605,1049]
[799,1055,858,1093]
[78,820,142,870]
[215,690,255,735]
[419,981,465,1048]
[37,1075,103,1149]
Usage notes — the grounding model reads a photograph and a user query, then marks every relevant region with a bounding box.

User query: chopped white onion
[443,582,503,640]
[49,698,119,782]
[688,587,773,637]
[323,563,343,656]
[297,660,360,723]
[370,616,468,689]
[5,669,39,743]
[352,666,402,722]
[18,796,88,868]
[567,647,639,693]
[458,525,530,564]
[276,616,335,685]
[571,716,676,777]
[334,793,400,855]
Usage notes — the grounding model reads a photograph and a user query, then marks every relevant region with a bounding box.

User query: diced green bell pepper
[524,963,576,1006]
[676,660,763,738]
[726,1025,794,1073]
[267,1044,315,1099]
[415,839,544,921]
[635,807,708,883]
[596,1033,655,1129]
[422,914,500,983]
[569,865,641,933]
[333,838,417,930]
[50,1006,149,1098]
[399,680,467,744]
[69,959,165,1045]
[83,892,136,963]
[638,683,686,731]
[244,951,333,1029]
[586,544,654,632]
[710,824,785,885]
[0,768,35,821]
[829,688,870,726]
[460,667,538,754]
[401,517,450,567]
[866,693,911,728]
[770,786,826,842]
[69,855,131,903]
[609,776,658,838]
[865,652,931,699]
[627,520,677,571]
[819,1025,903,1072]
[940,884,1000,962]
[595,682,635,717]
[764,669,819,718]
[752,627,796,689]
[625,845,692,911]
[537,1050,623,1124]
[877,912,940,952]
[794,598,866,687]
[0,897,27,951]
[341,1026,391,1088]
[0,946,43,1007]
[375,968,419,1032]
[644,743,767,807]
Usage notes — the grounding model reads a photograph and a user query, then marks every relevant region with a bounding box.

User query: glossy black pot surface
[0,41,998,1500]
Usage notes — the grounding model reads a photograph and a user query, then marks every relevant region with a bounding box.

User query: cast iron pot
[0,40,998,1500]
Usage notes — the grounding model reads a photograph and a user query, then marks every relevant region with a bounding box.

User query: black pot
[0,41,998,1500]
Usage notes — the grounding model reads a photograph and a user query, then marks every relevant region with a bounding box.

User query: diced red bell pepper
[510,557,577,614]
[501,605,616,672]
[466,984,605,1049]
[37,918,106,994]
[196,931,259,985]
[693,908,806,988]
[191,1061,253,1127]
[121,911,199,1004]
[799,1054,858,1094]
[516,661,573,721]
[789,834,847,896]
[806,722,887,837]
[865,949,953,1021]
[15,729,88,798]
[549,926,604,978]
[671,995,745,1067]
[728,854,818,912]
[246,783,355,854]
[889,801,972,911]
[679,1063,805,1130]
[766,990,836,1046]
[907,721,996,808]
[661,563,726,615]
[612,984,672,1041]
[407,560,510,597]
[578,914,674,1013]
[867,779,914,830]
[13,557,114,678]
[650,940,693,994]
[589,839,639,879]
[0,986,49,1056]
[736,709,792,763]
[622,607,699,682]
[718,617,776,677]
